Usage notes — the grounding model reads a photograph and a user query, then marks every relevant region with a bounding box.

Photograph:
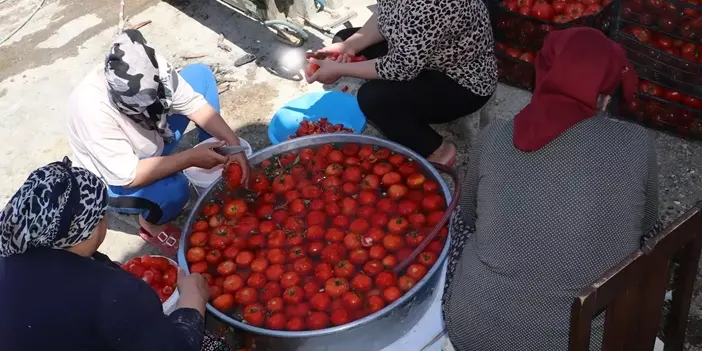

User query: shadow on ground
[162,0,327,81]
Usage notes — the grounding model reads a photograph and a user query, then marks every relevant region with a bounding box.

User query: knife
[212,145,249,157]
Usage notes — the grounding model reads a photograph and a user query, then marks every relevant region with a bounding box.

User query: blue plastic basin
[268,91,367,145]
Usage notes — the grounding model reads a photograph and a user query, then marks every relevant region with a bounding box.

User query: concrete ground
[1,0,701,348]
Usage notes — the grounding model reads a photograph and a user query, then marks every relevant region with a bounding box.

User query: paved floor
[1,0,702,348]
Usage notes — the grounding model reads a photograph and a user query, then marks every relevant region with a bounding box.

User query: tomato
[387,184,408,199]
[552,14,572,23]
[325,278,350,297]
[225,162,243,190]
[235,251,254,267]
[565,2,584,18]
[639,81,663,97]
[405,231,426,247]
[663,89,683,103]
[267,249,287,265]
[583,3,601,16]
[265,264,285,281]
[246,272,267,289]
[212,293,235,311]
[366,295,385,314]
[186,247,206,263]
[283,286,305,304]
[334,260,356,278]
[281,271,302,288]
[307,312,330,330]
[422,194,446,211]
[348,248,369,265]
[206,249,224,265]
[310,292,332,311]
[260,282,283,303]
[381,255,398,269]
[531,0,554,20]
[286,316,306,331]
[235,287,258,305]
[242,303,266,327]
[209,285,223,299]
[189,231,208,247]
[266,312,287,330]
[682,95,702,109]
[630,27,651,43]
[217,261,237,276]
[398,276,417,292]
[383,234,405,252]
[552,0,567,13]
[383,286,402,303]
[350,274,373,292]
[222,274,245,293]
[362,260,384,276]
[418,251,438,266]
[406,264,428,282]
[203,203,221,217]
[375,271,397,289]
[305,63,320,76]
[267,296,284,313]
[293,257,314,275]
[330,308,351,326]
[272,174,296,193]
[249,173,270,193]
[408,213,427,228]
[307,241,325,257]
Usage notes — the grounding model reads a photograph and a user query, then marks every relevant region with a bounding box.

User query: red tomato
[398,276,417,292]
[383,286,402,303]
[310,292,332,311]
[306,312,330,330]
[243,303,266,327]
[325,278,350,297]
[213,293,235,311]
[375,271,397,289]
[266,313,287,330]
[216,261,237,276]
[406,264,428,281]
[235,287,258,305]
[531,0,554,20]
[223,199,247,218]
[222,274,245,293]
[350,274,373,292]
[186,247,206,263]
[283,286,305,304]
[367,295,385,313]
[189,232,208,247]
[362,260,384,276]
[418,251,438,266]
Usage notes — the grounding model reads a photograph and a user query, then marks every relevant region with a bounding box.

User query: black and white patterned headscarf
[0,158,108,257]
[104,29,178,143]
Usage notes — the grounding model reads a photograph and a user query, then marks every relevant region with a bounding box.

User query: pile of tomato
[184,143,448,331]
[501,0,609,23]
[623,80,702,136]
[121,255,179,303]
[626,25,702,64]
[621,0,702,44]
[290,118,354,140]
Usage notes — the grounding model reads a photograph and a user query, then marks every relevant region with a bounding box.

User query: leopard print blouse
[375,0,498,97]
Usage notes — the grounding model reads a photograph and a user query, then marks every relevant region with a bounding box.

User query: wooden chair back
[568,203,702,351]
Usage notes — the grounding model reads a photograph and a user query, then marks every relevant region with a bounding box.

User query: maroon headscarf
[513,27,639,152]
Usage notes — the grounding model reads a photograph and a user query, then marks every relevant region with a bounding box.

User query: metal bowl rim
[177,134,453,337]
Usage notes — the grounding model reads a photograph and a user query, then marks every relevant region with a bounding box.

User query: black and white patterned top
[375,0,498,97]
[442,116,659,350]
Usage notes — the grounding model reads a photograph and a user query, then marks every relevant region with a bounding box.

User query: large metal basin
[177,134,453,351]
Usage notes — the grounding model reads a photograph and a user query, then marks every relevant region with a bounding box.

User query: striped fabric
[442,115,659,350]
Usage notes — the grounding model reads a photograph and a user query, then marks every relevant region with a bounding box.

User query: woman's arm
[97,276,205,351]
[343,14,385,54]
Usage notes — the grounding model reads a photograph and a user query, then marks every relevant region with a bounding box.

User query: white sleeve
[170,72,208,116]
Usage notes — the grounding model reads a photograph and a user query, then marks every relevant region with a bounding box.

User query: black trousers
[335,28,492,157]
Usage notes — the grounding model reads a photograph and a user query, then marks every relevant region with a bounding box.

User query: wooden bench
[568,203,702,351]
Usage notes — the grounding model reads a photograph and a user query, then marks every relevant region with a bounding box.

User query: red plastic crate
[613,30,702,98]
[619,0,702,44]
[489,0,618,52]
[495,47,536,91]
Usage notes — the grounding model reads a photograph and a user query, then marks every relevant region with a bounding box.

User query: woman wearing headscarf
[0,158,232,351]
[67,29,249,255]
[441,27,660,350]
[306,0,497,165]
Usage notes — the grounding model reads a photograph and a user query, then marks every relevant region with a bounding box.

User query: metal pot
[177,134,455,351]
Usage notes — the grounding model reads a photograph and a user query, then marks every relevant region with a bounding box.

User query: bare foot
[427,141,457,166]
[138,215,165,237]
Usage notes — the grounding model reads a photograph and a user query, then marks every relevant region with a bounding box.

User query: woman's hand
[176,269,210,316]
[318,42,356,56]
[306,58,345,85]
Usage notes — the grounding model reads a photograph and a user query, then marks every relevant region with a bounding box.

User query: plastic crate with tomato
[613,28,702,97]
[618,79,702,139]
[619,0,702,42]
[488,0,618,52]
[495,43,537,91]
